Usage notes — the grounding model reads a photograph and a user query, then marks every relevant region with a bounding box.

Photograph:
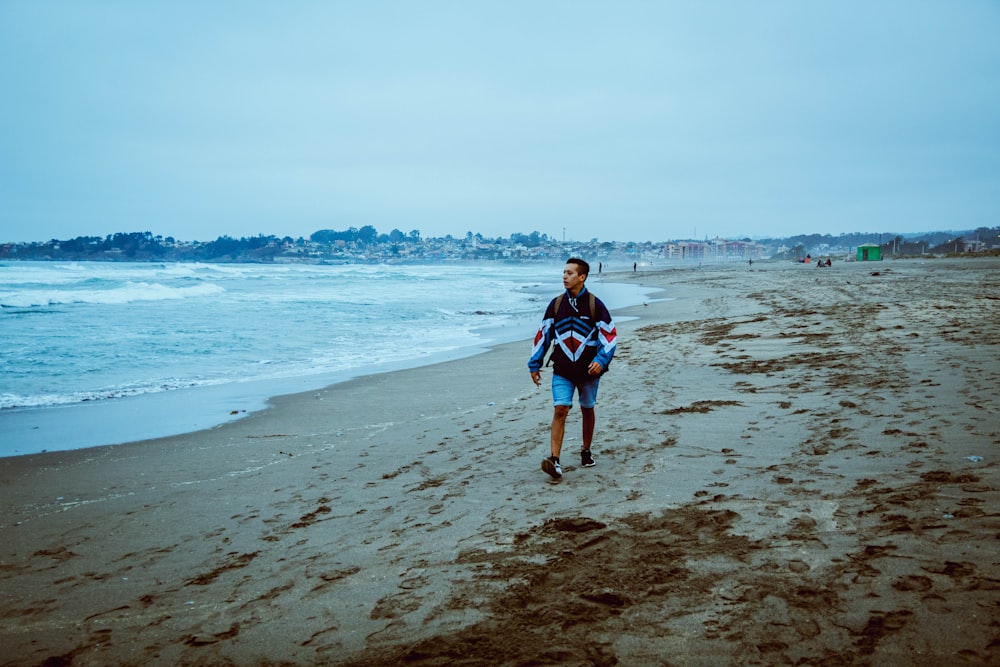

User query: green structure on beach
[856,244,882,261]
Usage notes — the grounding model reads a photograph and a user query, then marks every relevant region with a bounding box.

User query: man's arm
[527,299,556,380]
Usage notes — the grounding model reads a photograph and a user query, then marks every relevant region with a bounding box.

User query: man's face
[563,263,587,294]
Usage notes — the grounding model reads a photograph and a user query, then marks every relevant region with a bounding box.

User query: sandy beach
[2,258,998,666]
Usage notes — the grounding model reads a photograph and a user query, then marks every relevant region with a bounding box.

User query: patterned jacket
[527,287,617,381]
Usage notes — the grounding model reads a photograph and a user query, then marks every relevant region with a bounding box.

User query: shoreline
[0,272,657,459]
[2,258,998,665]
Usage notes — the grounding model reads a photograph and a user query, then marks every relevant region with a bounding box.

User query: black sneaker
[541,456,562,480]
[581,449,596,467]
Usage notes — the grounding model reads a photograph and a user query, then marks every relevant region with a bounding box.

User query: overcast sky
[2,1,998,244]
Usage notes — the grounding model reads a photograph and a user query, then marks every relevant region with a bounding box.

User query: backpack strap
[552,292,596,317]
[586,292,598,343]
[552,292,597,321]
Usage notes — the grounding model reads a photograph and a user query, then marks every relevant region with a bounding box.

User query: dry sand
[1,258,998,666]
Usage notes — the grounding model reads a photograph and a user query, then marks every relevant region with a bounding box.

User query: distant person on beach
[528,258,617,481]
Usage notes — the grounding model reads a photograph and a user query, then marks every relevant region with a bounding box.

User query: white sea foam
[0,281,224,308]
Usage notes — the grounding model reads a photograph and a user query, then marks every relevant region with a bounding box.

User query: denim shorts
[552,373,601,408]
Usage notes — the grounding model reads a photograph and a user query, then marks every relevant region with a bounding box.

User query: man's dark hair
[566,257,590,277]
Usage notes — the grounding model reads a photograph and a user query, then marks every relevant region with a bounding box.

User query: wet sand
[2,258,998,666]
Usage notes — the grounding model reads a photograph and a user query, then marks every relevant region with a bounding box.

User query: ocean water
[0,261,657,457]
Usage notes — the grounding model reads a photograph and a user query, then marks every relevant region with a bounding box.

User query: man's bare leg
[550,405,571,459]
[581,407,595,450]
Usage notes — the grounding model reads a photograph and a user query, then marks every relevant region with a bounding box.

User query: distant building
[663,239,764,261]
[663,241,709,260]
[711,238,764,261]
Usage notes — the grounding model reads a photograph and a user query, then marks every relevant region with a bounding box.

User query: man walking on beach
[528,258,617,481]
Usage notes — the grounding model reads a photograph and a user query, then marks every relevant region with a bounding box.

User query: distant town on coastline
[3,226,999,264]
